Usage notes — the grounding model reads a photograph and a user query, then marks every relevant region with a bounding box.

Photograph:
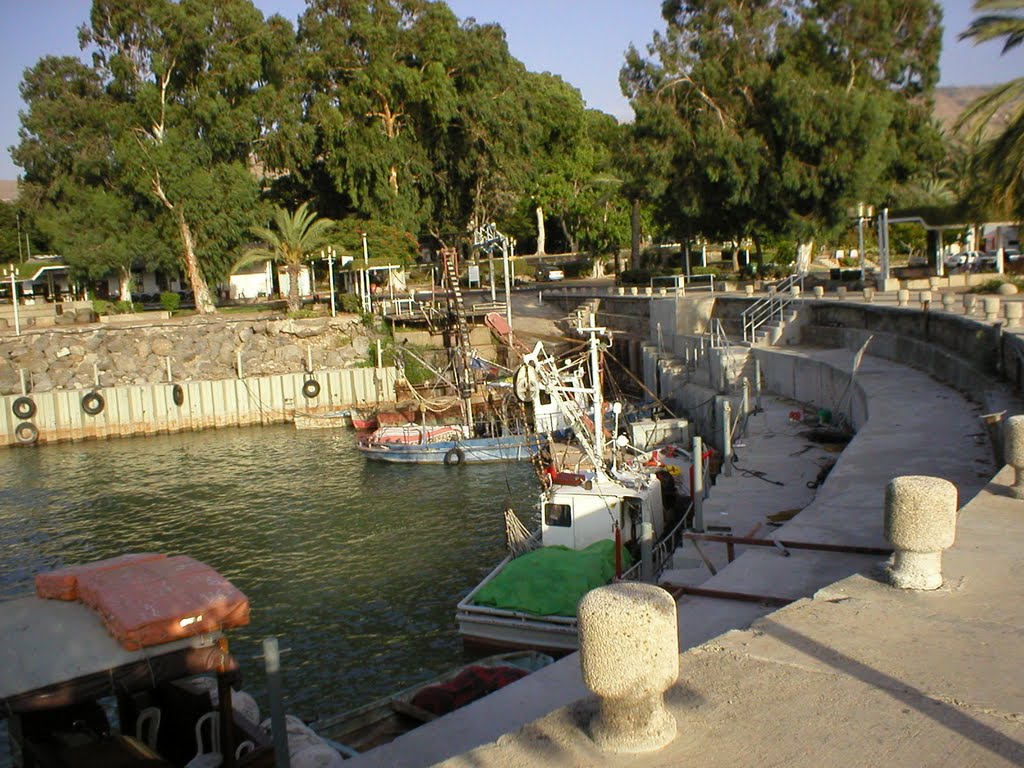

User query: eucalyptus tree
[79,0,284,313]
[240,203,334,312]
[958,0,1024,217]
[622,0,943,268]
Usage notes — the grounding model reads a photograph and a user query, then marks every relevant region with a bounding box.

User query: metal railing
[741,273,804,343]
[619,501,694,582]
[650,274,717,293]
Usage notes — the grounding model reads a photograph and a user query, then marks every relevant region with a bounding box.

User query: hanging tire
[12,396,35,420]
[14,422,38,445]
[444,447,465,466]
[172,383,185,407]
[302,378,321,399]
[81,391,105,416]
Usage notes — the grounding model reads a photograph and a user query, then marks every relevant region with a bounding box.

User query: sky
[1,0,1022,179]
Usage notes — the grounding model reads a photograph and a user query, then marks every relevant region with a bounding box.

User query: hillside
[934,85,1018,135]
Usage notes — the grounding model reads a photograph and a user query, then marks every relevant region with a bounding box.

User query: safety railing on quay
[741,272,804,343]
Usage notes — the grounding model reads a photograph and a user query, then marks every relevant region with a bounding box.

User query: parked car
[536,263,564,281]
[977,252,998,271]
[945,251,981,270]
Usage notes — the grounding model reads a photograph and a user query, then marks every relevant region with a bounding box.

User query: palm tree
[238,203,334,313]
[958,1,1024,216]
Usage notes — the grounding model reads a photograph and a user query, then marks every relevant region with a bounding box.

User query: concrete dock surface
[345,342,1021,768]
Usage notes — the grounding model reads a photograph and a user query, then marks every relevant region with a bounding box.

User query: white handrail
[741,273,804,343]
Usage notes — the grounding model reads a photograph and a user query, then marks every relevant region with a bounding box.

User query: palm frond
[955,77,1024,138]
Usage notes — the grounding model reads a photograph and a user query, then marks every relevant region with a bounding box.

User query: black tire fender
[12,396,35,420]
[172,383,185,407]
[444,447,465,466]
[15,421,38,445]
[81,391,105,416]
[302,378,321,399]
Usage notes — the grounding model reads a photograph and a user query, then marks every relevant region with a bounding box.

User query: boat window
[544,503,572,527]
[538,388,552,406]
[624,497,642,523]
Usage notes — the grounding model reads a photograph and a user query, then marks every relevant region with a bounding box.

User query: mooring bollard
[863,287,874,302]
[919,290,932,309]
[836,286,848,300]
[983,296,1001,322]
[1005,415,1024,499]
[616,287,625,296]
[813,285,824,299]
[941,292,956,313]
[790,285,801,299]
[578,582,678,753]
[884,475,958,590]
[897,289,910,307]
[1005,302,1023,329]
[745,284,754,296]
[963,294,978,315]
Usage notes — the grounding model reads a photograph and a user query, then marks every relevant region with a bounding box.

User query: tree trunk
[535,206,546,255]
[796,240,814,274]
[630,198,641,270]
[175,210,217,314]
[287,262,302,313]
[559,217,576,254]
[731,239,740,272]
[118,268,133,306]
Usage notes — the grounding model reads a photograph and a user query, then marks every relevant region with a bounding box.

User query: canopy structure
[0,596,234,716]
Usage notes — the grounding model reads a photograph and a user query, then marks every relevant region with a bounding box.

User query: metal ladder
[441,247,475,401]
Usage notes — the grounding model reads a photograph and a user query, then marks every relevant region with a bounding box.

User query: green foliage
[617,268,651,286]
[691,266,721,277]
[159,292,181,312]
[332,219,418,267]
[91,299,140,316]
[339,292,362,314]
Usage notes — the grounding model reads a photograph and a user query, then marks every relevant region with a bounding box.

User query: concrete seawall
[0,367,397,447]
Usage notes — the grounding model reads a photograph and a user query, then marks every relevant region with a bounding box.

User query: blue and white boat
[356,424,540,465]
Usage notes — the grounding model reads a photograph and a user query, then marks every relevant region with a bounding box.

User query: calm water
[0,426,539,724]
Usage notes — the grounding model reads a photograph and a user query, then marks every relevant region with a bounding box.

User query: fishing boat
[455,323,694,653]
[309,651,552,756]
[357,422,540,464]
[1,553,274,767]
[349,408,378,431]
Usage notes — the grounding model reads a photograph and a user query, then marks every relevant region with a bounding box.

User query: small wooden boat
[350,408,378,430]
[294,410,352,429]
[310,651,552,756]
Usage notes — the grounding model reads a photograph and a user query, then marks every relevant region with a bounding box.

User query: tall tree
[80,0,281,313]
[239,203,334,312]
[958,0,1024,217]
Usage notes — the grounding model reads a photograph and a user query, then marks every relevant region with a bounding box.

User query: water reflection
[0,426,539,722]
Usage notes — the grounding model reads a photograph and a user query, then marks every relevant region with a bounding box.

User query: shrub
[159,292,181,312]
[339,292,362,313]
[92,299,111,316]
[691,266,721,277]
[618,268,652,286]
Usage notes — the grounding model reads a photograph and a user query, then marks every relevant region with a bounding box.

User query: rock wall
[0,313,381,396]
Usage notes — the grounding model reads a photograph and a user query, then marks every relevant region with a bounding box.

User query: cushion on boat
[410,665,529,716]
[34,553,168,601]
[76,555,250,650]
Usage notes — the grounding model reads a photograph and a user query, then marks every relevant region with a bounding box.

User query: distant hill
[934,85,1018,136]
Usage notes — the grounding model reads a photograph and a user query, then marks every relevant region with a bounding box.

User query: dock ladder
[741,273,804,344]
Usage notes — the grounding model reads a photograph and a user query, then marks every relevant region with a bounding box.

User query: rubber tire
[172,383,185,407]
[14,421,38,445]
[302,379,321,399]
[444,447,465,466]
[12,396,35,420]
[82,391,105,416]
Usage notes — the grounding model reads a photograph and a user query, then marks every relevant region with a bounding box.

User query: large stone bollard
[644,286,653,296]
[963,294,978,316]
[928,276,941,290]
[941,292,957,313]
[919,290,932,308]
[863,287,875,303]
[984,296,1001,322]
[630,286,639,296]
[616,287,626,296]
[578,583,678,753]
[836,286,848,300]
[745,284,754,296]
[1006,302,1024,329]
[884,476,958,590]
[790,285,801,299]
[897,289,910,307]
[1004,415,1024,499]
[813,285,824,299]
[659,287,668,296]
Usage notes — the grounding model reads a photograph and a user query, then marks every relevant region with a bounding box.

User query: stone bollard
[578,582,678,752]
[963,294,978,315]
[983,296,1001,322]
[1005,415,1024,499]
[745,284,754,296]
[659,287,668,296]
[919,290,932,308]
[630,286,639,296]
[863,287,874,303]
[644,286,653,296]
[897,289,910,307]
[616,287,626,296]
[941,292,956,313]
[1006,302,1023,329]
[928,276,941,290]
[790,285,801,299]
[813,285,824,299]
[836,286,848,300]
[884,476,958,590]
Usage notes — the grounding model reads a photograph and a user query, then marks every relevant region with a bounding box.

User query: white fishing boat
[456,323,694,653]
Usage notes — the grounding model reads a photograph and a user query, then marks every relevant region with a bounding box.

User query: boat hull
[294,410,351,429]
[358,435,541,464]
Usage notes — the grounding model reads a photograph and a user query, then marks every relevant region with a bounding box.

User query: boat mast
[577,317,608,481]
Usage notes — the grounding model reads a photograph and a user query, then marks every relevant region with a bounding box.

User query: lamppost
[4,265,21,336]
[325,247,337,317]
[856,203,874,275]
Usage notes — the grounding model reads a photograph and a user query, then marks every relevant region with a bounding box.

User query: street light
[856,203,874,275]
[324,247,337,317]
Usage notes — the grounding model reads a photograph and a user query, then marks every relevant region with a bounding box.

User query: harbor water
[0,425,539,734]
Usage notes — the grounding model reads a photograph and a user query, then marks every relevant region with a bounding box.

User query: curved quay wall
[0,367,397,448]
